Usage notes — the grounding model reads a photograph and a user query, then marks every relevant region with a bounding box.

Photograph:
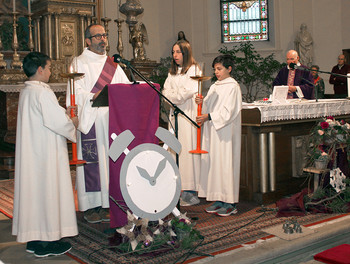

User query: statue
[177,31,189,42]
[129,23,148,61]
[294,23,313,67]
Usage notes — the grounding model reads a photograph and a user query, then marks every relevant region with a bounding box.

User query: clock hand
[152,158,167,181]
[136,166,151,182]
[136,158,167,186]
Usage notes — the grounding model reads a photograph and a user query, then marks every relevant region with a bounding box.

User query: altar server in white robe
[163,40,201,206]
[66,24,130,224]
[12,52,78,257]
[195,55,242,217]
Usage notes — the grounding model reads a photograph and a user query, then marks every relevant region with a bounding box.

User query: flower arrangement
[307,116,350,168]
[110,211,203,254]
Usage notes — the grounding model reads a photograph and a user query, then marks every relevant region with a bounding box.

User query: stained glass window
[221,0,269,43]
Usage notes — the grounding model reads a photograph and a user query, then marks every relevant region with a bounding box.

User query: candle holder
[114,18,124,58]
[60,72,86,165]
[26,13,35,52]
[101,17,111,55]
[189,76,211,154]
[11,12,22,69]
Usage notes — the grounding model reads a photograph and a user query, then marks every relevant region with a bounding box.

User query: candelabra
[114,18,124,58]
[11,12,22,69]
[101,17,111,55]
[26,13,35,52]
[61,68,86,165]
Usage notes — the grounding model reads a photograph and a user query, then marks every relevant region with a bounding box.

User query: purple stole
[82,56,118,192]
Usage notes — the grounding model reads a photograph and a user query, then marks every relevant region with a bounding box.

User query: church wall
[105,0,349,95]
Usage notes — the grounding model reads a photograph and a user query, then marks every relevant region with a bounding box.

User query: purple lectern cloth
[108,83,160,228]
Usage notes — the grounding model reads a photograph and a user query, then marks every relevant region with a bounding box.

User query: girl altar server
[162,40,201,206]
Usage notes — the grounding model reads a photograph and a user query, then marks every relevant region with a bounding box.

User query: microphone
[113,54,139,84]
[289,63,308,71]
[113,54,131,66]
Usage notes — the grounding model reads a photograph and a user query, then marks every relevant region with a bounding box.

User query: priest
[66,24,130,226]
[273,50,314,100]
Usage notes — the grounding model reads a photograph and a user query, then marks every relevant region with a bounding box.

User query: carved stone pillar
[54,13,60,60]
[32,0,95,60]
[47,13,53,58]
[80,15,86,51]
[31,0,96,82]
[34,17,41,52]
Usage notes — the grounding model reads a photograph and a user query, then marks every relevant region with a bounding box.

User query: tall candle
[28,0,31,13]
[13,0,16,12]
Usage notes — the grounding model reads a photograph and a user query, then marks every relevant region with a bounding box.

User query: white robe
[162,65,200,190]
[12,81,78,242]
[66,48,130,211]
[198,77,242,204]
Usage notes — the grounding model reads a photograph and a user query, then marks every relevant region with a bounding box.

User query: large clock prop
[109,127,182,221]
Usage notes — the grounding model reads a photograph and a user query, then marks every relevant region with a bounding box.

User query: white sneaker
[180,192,200,206]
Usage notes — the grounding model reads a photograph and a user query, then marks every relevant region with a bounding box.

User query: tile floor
[0,213,78,264]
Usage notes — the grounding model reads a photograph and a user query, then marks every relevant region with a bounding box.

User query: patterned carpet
[0,179,347,264]
[0,179,14,218]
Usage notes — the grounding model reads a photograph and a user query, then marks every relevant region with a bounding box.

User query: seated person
[273,50,314,99]
[311,65,325,99]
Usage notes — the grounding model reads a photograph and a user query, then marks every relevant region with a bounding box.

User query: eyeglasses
[89,33,108,40]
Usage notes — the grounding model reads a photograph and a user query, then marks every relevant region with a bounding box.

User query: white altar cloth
[0,83,66,93]
[242,99,350,123]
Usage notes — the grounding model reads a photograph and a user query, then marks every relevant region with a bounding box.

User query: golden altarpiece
[0,0,98,146]
[0,0,158,147]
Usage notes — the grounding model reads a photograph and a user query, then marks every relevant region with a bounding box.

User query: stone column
[47,13,53,58]
[54,13,60,60]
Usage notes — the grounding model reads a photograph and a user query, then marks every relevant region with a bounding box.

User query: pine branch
[305,192,342,206]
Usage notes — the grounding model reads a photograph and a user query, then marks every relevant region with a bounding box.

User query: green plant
[150,56,172,90]
[218,42,285,102]
[304,178,350,213]
[149,56,172,126]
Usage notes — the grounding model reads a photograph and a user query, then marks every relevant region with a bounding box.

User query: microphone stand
[120,59,200,167]
[296,65,350,79]
[293,63,350,98]
[118,58,200,212]
[301,77,317,102]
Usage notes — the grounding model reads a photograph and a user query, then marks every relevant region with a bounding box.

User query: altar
[239,99,350,204]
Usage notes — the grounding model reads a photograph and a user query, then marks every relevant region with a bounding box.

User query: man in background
[329,54,350,95]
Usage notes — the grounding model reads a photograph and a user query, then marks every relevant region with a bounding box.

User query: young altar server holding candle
[195,54,242,217]
[12,52,79,257]
[162,40,201,206]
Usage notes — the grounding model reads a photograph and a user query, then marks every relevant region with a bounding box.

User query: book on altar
[272,86,289,104]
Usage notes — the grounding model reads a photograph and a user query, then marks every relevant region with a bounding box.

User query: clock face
[120,143,181,221]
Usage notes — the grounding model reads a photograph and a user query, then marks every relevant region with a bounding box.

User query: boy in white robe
[12,52,79,257]
[195,55,242,217]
